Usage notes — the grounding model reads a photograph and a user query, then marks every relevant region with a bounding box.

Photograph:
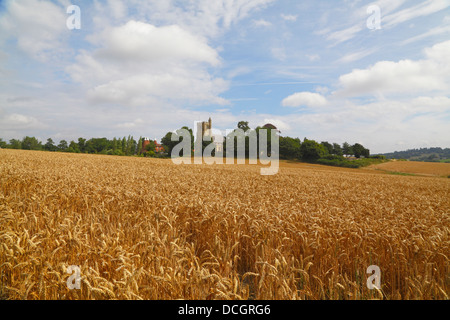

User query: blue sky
[0,0,449,153]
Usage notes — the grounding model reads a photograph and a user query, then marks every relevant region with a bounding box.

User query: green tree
[121,137,126,154]
[279,136,301,159]
[145,140,156,152]
[144,140,157,157]
[78,138,86,153]
[83,138,108,153]
[44,138,57,151]
[237,121,250,132]
[161,132,175,155]
[137,137,143,155]
[112,137,118,152]
[255,126,277,158]
[22,136,42,150]
[162,127,193,157]
[69,140,80,153]
[362,148,370,158]
[9,139,22,149]
[332,143,343,156]
[0,138,6,148]
[320,141,333,155]
[58,140,68,151]
[342,142,353,156]
[352,143,367,158]
[300,138,327,161]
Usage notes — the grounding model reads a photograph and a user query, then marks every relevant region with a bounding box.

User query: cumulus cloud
[0,113,46,132]
[67,20,229,107]
[96,21,220,66]
[262,118,290,131]
[0,0,67,61]
[335,40,450,97]
[282,92,328,108]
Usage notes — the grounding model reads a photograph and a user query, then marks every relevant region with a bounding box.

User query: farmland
[0,149,449,300]
[369,160,450,177]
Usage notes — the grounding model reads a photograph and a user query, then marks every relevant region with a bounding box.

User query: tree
[320,141,333,155]
[9,139,21,149]
[121,137,126,154]
[137,137,143,155]
[0,138,6,148]
[342,142,353,156]
[332,143,343,156]
[352,143,367,158]
[161,132,175,156]
[255,126,277,157]
[78,138,86,153]
[162,127,193,157]
[362,148,370,158]
[44,138,57,151]
[68,140,80,153]
[22,136,42,150]
[112,138,118,153]
[145,140,156,152]
[279,136,301,159]
[144,140,156,157]
[58,140,68,151]
[237,121,250,132]
[300,138,327,161]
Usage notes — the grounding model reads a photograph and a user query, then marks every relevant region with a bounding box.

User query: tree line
[0,136,161,157]
[379,147,450,163]
[0,120,380,168]
[159,121,379,167]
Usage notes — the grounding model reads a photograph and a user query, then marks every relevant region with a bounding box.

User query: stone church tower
[197,117,223,153]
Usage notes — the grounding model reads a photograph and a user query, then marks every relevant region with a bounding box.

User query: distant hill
[379,147,450,163]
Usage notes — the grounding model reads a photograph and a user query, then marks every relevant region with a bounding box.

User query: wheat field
[0,149,448,300]
[369,160,450,177]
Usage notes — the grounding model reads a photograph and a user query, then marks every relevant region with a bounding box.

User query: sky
[0,0,449,154]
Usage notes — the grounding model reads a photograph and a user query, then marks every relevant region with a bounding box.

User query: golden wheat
[0,149,449,300]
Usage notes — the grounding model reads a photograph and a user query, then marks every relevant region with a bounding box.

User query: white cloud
[306,54,320,62]
[0,113,46,131]
[281,14,297,22]
[315,86,329,95]
[401,25,450,45]
[337,49,375,63]
[67,20,228,107]
[0,0,67,61]
[262,118,290,131]
[282,92,328,108]
[335,40,450,97]
[252,19,272,27]
[88,73,229,106]
[124,0,276,39]
[383,0,450,28]
[318,0,443,45]
[96,21,220,66]
[325,25,363,45]
[116,118,144,129]
[107,0,127,20]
